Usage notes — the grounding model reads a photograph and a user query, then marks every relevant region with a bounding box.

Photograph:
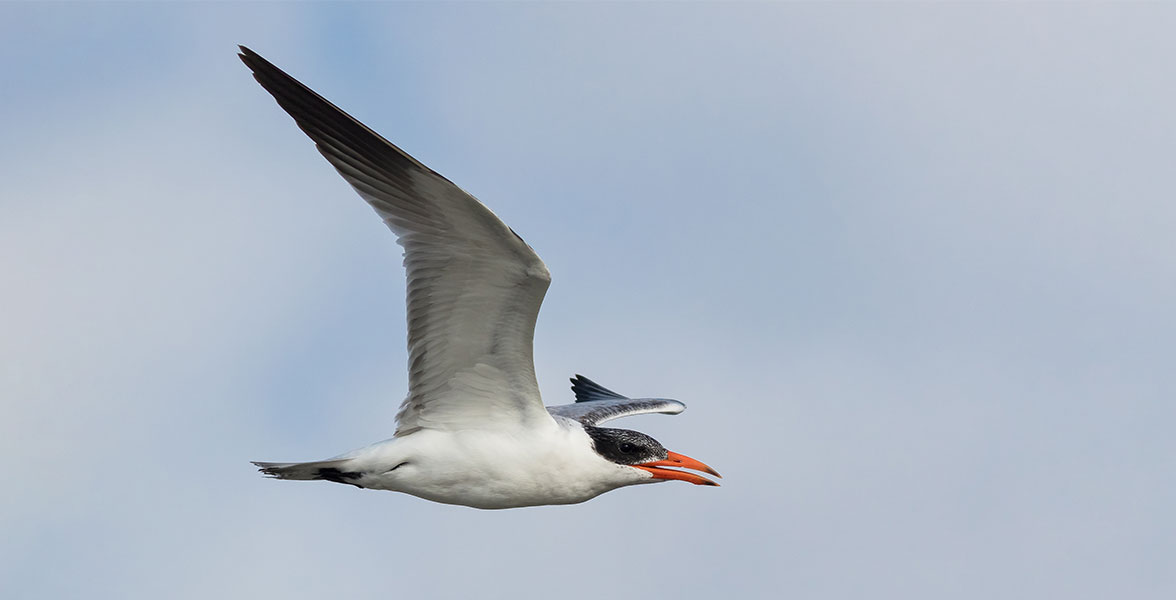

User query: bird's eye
[619,442,638,454]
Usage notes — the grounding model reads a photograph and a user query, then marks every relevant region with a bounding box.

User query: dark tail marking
[315,467,364,488]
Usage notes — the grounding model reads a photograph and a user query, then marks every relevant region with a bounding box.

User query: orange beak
[632,450,721,486]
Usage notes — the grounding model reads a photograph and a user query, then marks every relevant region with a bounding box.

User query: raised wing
[240,47,554,436]
[547,375,685,425]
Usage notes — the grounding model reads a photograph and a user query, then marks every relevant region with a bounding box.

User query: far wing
[547,375,685,425]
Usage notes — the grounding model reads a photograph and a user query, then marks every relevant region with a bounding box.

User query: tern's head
[584,426,720,486]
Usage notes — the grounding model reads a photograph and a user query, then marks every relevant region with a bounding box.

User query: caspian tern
[240,46,720,509]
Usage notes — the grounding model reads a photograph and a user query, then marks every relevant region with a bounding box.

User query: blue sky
[2,3,1174,599]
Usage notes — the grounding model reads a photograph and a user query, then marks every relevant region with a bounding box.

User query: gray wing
[240,47,554,436]
[547,375,685,425]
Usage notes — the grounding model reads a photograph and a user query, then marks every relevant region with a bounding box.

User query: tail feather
[252,459,364,487]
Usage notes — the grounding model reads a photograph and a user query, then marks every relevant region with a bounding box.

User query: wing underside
[239,46,554,435]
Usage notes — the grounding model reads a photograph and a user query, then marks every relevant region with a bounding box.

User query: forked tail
[252,459,365,488]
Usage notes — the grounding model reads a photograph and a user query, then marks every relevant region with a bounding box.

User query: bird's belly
[366,430,621,509]
[408,480,601,509]
[393,459,611,509]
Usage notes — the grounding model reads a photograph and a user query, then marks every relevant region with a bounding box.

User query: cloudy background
[2,3,1173,599]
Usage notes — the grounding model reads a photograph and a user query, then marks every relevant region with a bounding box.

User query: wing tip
[570,374,629,403]
[237,44,263,70]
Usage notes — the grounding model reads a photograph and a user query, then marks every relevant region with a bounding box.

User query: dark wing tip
[235,45,450,188]
[570,374,629,403]
[237,45,268,72]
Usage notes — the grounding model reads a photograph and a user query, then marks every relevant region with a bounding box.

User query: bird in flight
[239,46,719,509]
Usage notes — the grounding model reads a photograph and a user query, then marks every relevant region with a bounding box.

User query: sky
[1,3,1174,599]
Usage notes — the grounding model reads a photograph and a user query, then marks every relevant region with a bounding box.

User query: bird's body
[299,418,641,509]
[240,46,719,509]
